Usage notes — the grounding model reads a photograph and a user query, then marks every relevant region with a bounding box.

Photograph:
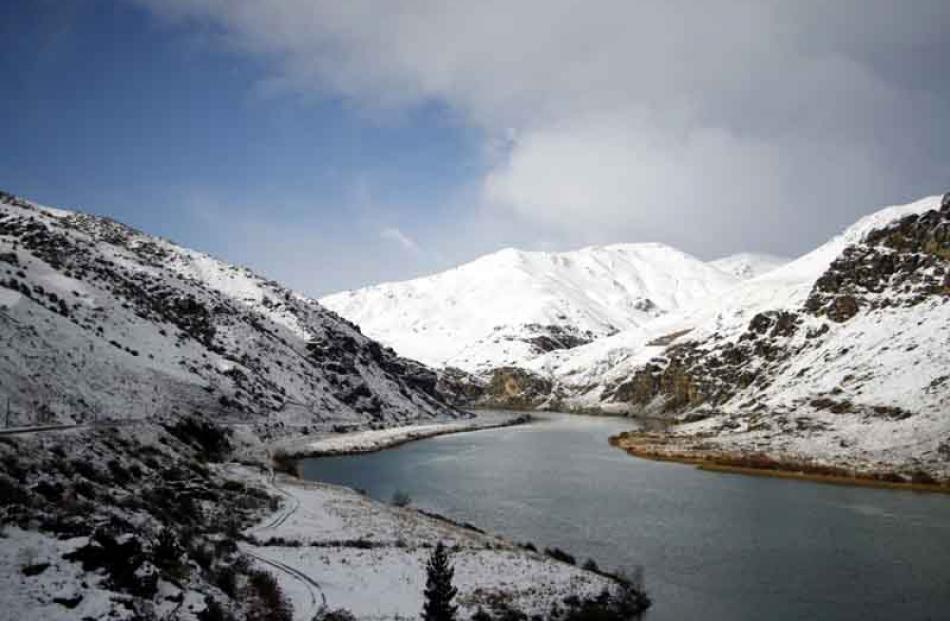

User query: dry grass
[610,431,950,494]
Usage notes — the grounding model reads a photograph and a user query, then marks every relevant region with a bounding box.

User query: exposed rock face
[0,191,461,429]
[805,201,949,321]
[482,367,553,409]
[606,199,949,416]
[521,323,597,354]
[436,366,487,405]
[606,309,801,413]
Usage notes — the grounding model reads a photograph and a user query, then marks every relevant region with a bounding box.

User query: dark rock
[481,367,552,409]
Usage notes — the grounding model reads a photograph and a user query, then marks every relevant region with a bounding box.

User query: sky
[2,1,949,296]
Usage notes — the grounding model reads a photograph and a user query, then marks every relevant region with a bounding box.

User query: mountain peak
[0,191,459,428]
[710,252,789,280]
[320,241,737,371]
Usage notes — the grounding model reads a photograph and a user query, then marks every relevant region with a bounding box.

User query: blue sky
[0,1,486,294]
[3,1,949,295]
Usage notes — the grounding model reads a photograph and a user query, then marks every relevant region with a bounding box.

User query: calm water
[300,413,950,620]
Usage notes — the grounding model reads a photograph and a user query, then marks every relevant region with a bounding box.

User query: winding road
[246,468,328,620]
[244,548,328,619]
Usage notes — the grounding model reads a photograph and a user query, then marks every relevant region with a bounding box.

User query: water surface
[300,413,950,620]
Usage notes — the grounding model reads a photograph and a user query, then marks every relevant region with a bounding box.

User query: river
[299,412,950,620]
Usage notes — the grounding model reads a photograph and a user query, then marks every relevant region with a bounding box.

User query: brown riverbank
[609,431,950,495]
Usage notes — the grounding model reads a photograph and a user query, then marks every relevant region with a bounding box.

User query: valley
[1,189,947,619]
[299,413,950,621]
[324,193,950,484]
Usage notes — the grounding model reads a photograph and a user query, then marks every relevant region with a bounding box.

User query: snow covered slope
[710,252,788,279]
[0,191,459,429]
[320,244,738,372]
[496,193,950,477]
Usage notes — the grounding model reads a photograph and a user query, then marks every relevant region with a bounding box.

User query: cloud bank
[140,0,950,259]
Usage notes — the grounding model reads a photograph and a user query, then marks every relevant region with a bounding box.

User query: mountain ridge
[0,190,461,431]
[320,242,740,372]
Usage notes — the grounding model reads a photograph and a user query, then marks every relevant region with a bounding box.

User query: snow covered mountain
[320,243,739,372]
[0,191,460,429]
[482,193,950,478]
[709,252,788,279]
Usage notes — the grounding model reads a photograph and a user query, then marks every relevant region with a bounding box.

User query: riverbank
[272,410,531,458]
[231,465,630,619]
[609,431,950,494]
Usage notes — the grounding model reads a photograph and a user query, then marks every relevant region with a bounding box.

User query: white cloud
[138,0,950,258]
[379,227,422,254]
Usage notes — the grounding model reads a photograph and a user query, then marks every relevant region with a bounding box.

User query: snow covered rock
[0,191,460,429]
[587,193,949,476]
[321,243,739,373]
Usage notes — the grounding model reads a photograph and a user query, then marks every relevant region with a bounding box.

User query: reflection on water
[300,413,950,621]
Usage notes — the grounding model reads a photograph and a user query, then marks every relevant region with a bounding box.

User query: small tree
[422,542,458,621]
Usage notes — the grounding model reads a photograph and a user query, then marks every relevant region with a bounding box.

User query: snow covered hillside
[485,193,950,478]
[321,243,738,372]
[709,253,788,279]
[0,191,460,430]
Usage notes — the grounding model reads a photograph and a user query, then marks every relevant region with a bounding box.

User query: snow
[321,243,738,372]
[0,193,458,430]
[0,529,117,621]
[284,410,524,456]
[533,193,949,475]
[235,467,616,620]
[526,193,948,402]
[709,252,788,279]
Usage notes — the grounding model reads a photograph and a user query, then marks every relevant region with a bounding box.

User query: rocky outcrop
[606,197,949,417]
[0,191,461,429]
[436,366,487,405]
[605,309,801,413]
[482,367,553,409]
[521,323,597,353]
[805,198,949,321]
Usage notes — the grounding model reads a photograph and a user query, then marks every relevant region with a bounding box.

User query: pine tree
[422,542,458,621]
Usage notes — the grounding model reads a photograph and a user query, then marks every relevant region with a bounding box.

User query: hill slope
[492,193,950,478]
[0,191,460,430]
[709,252,788,279]
[320,243,738,372]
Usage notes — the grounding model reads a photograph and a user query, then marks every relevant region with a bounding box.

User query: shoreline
[276,410,532,460]
[609,432,950,495]
[233,466,640,618]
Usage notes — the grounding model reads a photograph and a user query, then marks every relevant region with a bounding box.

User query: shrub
[910,470,937,485]
[153,529,185,579]
[21,562,50,577]
[582,559,599,573]
[213,564,238,598]
[163,417,232,462]
[64,530,158,598]
[197,597,234,621]
[0,473,30,507]
[545,547,576,565]
[391,490,412,507]
[246,569,293,621]
[272,451,298,476]
[315,609,357,621]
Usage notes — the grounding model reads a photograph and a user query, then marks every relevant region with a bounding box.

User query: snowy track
[257,470,301,530]
[228,465,618,619]
[0,419,140,436]
[244,548,328,619]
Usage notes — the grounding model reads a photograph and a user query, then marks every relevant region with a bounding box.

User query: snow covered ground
[709,253,788,280]
[235,466,617,620]
[321,243,738,372]
[0,191,458,431]
[279,410,526,456]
